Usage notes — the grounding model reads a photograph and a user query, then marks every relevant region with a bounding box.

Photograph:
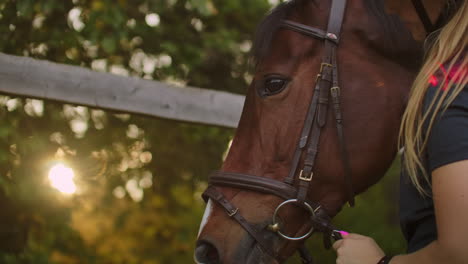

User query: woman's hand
[332,233,385,264]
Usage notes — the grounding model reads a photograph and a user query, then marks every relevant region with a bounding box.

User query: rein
[202,0,353,263]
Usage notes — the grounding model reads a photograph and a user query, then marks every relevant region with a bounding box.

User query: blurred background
[0,0,406,263]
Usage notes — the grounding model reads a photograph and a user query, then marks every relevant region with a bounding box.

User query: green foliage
[0,0,270,262]
[0,0,405,263]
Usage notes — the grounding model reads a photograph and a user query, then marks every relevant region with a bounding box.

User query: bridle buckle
[268,223,280,232]
[299,170,313,182]
[316,74,322,82]
[228,208,239,217]
[319,63,333,73]
[331,86,340,97]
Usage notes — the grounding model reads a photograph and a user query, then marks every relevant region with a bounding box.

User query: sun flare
[48,163,77,194]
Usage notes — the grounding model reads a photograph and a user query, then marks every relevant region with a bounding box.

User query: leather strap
[281,20,338,43]
[295,0,348,204]
[208,171,321,209]
[202,186,280,259]
[411,0,435,33]
[327,0,347,38]
[329,45,355,207]
[377,255,394,264]
[284,82,321,185]
[209,171,297,200]
[298,245,314,264]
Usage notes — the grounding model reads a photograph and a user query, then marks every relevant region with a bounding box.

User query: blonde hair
[399,1,468,196]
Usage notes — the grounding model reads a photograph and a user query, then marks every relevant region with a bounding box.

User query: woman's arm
[333,159,468,264]
[392,159,468,264]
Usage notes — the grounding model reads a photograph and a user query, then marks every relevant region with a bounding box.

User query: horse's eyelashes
[257,76,290,97]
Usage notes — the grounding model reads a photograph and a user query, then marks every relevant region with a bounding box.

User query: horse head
[195,0,423,263]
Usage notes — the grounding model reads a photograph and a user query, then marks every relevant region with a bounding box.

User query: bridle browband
[202,0,353,263]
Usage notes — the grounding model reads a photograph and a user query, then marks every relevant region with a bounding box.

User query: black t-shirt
[399,82,468,253]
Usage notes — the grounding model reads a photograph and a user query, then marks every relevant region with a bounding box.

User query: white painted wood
[0,53,245,128]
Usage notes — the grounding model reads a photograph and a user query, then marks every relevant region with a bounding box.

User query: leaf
[16,0,34,18]
[0,125,11,139]
[101,37,117,54]
[190,0,218,16]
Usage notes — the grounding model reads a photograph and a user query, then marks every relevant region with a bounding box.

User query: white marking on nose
[198,199,213,238]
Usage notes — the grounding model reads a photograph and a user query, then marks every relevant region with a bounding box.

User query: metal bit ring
[270,199,315,241]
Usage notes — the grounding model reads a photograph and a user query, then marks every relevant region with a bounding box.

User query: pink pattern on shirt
[429,63,466,91]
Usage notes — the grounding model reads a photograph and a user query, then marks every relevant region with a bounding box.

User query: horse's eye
[258,76,289,97]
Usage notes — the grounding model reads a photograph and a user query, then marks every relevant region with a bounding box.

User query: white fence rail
[0,53,244,128]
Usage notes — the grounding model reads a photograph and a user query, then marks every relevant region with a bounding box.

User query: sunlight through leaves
[48,163,77,195]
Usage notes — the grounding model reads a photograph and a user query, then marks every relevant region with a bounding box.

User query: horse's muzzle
[194,240,220,264]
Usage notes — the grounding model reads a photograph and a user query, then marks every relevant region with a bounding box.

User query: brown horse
[195,0,449,263]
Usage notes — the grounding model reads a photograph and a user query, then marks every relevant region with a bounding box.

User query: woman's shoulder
[423,60,468,172]
[424,63,468,110]
[425,83,468,172]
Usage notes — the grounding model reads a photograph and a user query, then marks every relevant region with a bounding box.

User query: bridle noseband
[202,0,353,263]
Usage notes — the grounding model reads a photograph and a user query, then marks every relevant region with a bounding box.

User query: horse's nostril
[194,241,220,264]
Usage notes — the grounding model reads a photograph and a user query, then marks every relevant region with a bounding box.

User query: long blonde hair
[399,1,468,196]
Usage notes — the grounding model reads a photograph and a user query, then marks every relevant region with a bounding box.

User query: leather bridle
[412,0,460,34]
[202,0,352,263]
[412,0,443,33]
